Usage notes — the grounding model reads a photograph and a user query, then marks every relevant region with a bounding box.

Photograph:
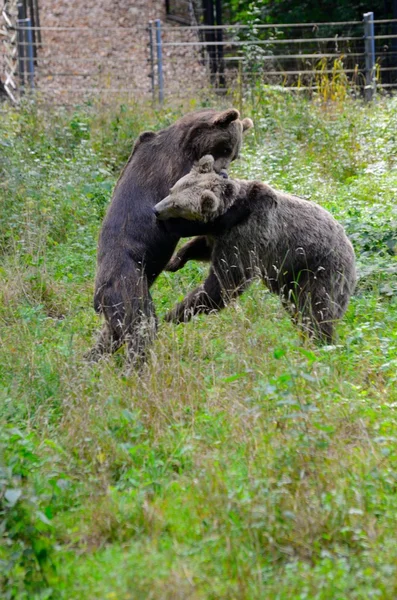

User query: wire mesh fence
[155,16,397,102]
[1,9,397,104]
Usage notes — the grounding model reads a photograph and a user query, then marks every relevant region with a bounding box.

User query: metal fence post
[17,2,26,90]
[33,0,41,45]
[364,12,376,101]
[27,0,37,62]
[155,19,164,103]
[25,17,35,89]
[148,21,155,102]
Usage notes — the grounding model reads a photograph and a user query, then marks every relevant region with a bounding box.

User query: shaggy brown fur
[90,109,253,362]
[155,155,357,343]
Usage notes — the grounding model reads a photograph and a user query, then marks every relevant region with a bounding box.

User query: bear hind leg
[89,264,157,364]
[306,288,337,344]
[165,264,249,324]
[280,280,336,344]
[85,322,123,362]
[125,289,158,366]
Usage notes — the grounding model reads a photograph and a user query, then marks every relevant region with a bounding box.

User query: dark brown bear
[90,109,253,361]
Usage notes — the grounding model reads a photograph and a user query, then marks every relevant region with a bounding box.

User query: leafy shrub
[0,428,56,599]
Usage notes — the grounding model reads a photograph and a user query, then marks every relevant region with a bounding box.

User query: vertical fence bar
[155,19,164,103]
[392,1,397,84]
[364,12,376,101]
[237,59,243,114]
[17,3,26,90]
[25,17,35,89]
[215,0,225,89]
[33,0,41,45]
[27,0,37,62]
[148,21,155,102]
[203,0,217,84]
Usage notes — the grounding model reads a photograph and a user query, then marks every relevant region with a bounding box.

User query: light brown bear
[153,155,357,342]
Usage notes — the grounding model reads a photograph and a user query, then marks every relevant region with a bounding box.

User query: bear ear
[198,155,215,173]
[132,130,156,154]
[242,118,254,132]
[200,190,219,214]
[138,131,157,143]
[212,108,240,127]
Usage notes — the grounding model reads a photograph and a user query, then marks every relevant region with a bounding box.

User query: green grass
[1,89,397,599]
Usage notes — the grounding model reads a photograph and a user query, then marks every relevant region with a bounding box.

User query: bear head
[154,155,238,222]
[131,109,253,183]
[184,108,253,172]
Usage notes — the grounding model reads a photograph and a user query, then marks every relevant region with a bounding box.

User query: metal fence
[149,14,397,103]
[1,8,397,104]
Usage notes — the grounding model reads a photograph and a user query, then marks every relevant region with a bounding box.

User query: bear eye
[224,182,235,195]
[213,143,233,157]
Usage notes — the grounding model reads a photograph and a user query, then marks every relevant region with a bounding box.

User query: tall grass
[1,90,397,599]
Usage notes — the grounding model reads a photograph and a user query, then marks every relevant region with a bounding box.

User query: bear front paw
[165,306,192,324]
[164,309,181,323]
[165,256,184,272]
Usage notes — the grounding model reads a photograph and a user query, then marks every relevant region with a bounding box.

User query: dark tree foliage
[223,0,396,24]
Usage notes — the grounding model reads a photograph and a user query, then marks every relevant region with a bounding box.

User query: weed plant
[1,90,397,599]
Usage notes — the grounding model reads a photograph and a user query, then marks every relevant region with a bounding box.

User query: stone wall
[29,0,209,101]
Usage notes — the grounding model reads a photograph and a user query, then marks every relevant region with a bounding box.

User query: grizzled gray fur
[154,155,356,342]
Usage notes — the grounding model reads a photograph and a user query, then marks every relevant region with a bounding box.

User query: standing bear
[91,109,253,361]
[153,155,357,343]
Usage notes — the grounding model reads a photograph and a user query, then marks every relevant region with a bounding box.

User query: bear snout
[153,206,169,221]
[153,196,173,220]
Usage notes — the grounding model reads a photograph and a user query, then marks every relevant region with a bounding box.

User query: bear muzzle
[153,196,178,220]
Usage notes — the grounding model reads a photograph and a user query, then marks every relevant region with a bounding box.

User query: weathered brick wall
[31,0,209,101]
